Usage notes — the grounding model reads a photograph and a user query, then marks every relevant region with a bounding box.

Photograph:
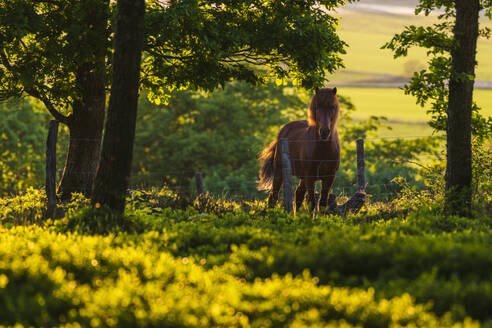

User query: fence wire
[47,130,439,202]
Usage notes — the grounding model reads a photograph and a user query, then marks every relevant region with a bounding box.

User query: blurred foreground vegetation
[0,183,491,327]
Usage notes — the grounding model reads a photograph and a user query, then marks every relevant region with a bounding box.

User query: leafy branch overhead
[0,0,111,120]
[0,0,353,114]
[0,0,354,197]
[143,0,353,103]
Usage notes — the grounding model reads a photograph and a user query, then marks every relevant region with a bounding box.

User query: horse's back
[276,120,312,169]
[278,120,309,139]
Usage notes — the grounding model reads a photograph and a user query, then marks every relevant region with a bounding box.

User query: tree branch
[0,49,13,71]
[25,87,70,124]
[1,48,69,124]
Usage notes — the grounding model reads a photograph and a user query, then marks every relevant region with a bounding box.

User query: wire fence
[46,120,442,207]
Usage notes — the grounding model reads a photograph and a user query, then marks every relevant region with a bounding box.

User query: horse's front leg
[320,176,336,215]
[294,179,306,215]
[267,170,282,208]
[305,178,317,213]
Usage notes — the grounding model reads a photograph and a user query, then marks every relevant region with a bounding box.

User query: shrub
[2,188,492,325]
[0,226,479,328]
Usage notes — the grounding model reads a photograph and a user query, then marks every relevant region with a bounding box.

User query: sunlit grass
[336,9,492,81]
[332,4,492,140]
[341,87,492,118]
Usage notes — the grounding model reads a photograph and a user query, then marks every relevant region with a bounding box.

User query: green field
[1,189,492,327]
[341,88,492,122]
[334,8,492,82]
[338,88,492,137]
[329,4,492,138]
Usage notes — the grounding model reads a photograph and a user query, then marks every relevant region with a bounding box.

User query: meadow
[0,187,491,327]
[336,7,492,82]
[338,88,492,137]
[331,5,492,137]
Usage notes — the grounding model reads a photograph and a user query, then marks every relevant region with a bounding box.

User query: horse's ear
[333,87,337,95]
[315,87,319,94]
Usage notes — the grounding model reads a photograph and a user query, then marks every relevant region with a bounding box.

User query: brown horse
[258,87,340,214]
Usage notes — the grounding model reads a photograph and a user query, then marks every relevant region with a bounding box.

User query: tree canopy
[1,0,353,108]
[0,0,110,121]
[0,0,355,198]
[143,0,351,101]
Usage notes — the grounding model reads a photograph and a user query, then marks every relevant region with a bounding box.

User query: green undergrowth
[1,225,480,328]
[1,187,492,327]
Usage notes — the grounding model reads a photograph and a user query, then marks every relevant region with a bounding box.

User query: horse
[258,87,341,214]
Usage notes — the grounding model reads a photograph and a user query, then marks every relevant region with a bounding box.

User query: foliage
[0,0,110,112]
[0,100,47,194]
[0,0,354,110]
[60,205,145,235]
[0,188,90,226]
[389,138,492,215]
[0,187,46,224]
[337,116,441,199]
[133,81,306,197]
[471,139,492,213]
[2,225,478,328]
[2,188,492,326]
[382,0,492,140]
[132,81,440,201]
[143,0,353,99]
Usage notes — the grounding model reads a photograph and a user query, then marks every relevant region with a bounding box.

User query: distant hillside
[333,1,492,88]
[360,0,417,5]
[331,0,491,132]
[346,0,417,15]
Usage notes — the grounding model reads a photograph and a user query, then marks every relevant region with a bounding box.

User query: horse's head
[308,87,340,141]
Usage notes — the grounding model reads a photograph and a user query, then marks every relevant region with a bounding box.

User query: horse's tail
[257,139,278,191]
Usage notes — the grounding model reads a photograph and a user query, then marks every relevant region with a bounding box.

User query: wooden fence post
[356,139,366,192]
[279,138,293,213]
[46,120,59,218]
[195,171,204,196]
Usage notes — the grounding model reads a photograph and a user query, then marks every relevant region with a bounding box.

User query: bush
[2,188,492,325]
[0,226,480,328]
[0,188,47,225]
[57,205,145,235]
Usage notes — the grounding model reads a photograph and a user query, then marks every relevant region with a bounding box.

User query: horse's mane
[308,87,340,128]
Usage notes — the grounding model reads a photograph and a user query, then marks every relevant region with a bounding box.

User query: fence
[277,138,365,214]
[45,120,440,213]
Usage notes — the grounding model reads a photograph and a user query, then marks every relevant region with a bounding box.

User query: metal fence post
[279,138,293,213]
[46,120,59,218]
[356,139,366,192]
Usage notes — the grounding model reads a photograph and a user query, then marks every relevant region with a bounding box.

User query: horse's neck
[304,127,339,157]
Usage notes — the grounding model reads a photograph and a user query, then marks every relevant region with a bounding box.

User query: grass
[329,3,492,138]
[341,87,431,123]
[366,121,435,138]
[334,6,492,82]
[1,188,492,327]
[338,87,492,137]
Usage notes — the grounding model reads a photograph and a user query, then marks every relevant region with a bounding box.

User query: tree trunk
[445,0,480,217]
[58,84,105,199]
[57,1,108,200]
[92,0,145,213]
